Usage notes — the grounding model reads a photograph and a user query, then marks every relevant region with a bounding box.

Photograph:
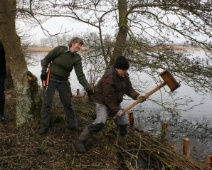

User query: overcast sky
[17,15,208,46]
[18,17,98,44]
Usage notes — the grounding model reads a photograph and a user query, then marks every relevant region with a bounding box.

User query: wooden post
[183,137,190,157]
[161,121,168,142]
[128,112,134,126]
[77,89,79,96]
[169,143,174,151]
[207,155,212,170]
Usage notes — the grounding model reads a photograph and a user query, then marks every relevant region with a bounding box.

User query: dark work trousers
[40,79,78,129]
[0,78,5,115]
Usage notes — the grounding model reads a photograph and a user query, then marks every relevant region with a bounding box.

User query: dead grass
[0,90,120,169]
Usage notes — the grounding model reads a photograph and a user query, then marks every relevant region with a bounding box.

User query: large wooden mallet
[114,69,181,119]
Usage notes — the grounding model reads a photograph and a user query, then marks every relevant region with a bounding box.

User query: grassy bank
[0,89,206,169]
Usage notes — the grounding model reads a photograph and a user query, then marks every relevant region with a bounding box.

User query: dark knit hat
[114,56,129,70]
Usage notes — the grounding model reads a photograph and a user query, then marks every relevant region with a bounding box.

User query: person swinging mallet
[76,55,180,153]
[114,69,181,119]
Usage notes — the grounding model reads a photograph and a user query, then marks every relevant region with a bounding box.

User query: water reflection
[132,107,212,162]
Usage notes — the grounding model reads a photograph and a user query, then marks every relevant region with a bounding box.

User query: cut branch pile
[122,127,206,170]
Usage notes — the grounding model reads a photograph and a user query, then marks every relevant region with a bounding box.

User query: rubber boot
[0,100,5,122]
[117,134,128,149]
[76,126,91,153]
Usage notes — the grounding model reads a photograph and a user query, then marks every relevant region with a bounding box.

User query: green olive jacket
[41,45,92,93]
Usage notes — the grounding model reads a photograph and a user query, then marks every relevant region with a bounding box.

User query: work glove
[40,73,47,82]
[116,109,125,118]
[137,94,146,102]
[86,90,94,105]
[87,89,94,96]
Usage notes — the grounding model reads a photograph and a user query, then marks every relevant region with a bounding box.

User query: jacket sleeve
[74,55,93,93]
[41,46,65,74]
[102,76,120,116]
[125,78,140,100]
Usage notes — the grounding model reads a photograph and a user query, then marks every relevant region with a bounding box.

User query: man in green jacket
[76,56,143,153]
[37,37,94,135]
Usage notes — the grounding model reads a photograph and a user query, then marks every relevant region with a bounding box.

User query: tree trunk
[109,0,128,67]
[0,0,41,126]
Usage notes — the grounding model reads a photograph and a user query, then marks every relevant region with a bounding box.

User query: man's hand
[86,90,94,96]
[116,109,125,117]
[137,94,146,102]
[40,73,47,82]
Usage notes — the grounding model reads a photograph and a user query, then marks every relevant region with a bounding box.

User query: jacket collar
[65,45,76,56]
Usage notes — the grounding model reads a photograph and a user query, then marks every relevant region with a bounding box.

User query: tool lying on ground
[114,69,181,119]
[41,59,51,96]
[43,64,50,94]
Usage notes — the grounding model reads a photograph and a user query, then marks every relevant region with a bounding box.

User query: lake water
[28,51,212,161]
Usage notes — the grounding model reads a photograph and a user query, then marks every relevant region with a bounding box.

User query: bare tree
[0,0,41,126]
[16,0,212,92]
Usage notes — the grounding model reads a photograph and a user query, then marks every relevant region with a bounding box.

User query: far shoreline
[27,45,205,53]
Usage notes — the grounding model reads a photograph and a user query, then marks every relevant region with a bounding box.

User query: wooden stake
[128,112,134,126]
[183,137,190,157]
[161,121,168,142]
[77,89,79,96]
[207,155,212,170]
